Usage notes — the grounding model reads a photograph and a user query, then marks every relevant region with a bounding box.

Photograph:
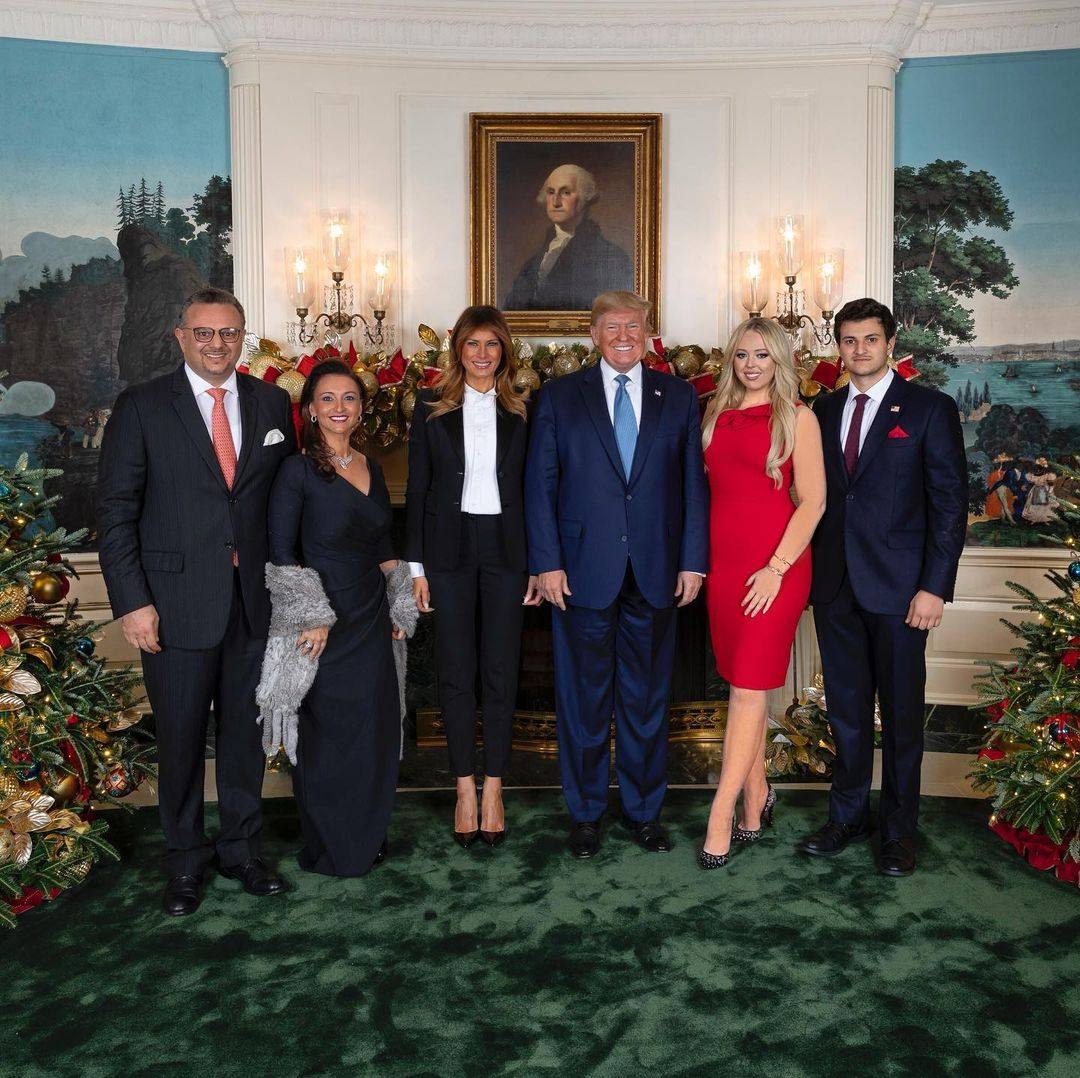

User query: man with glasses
[98,287,295,915]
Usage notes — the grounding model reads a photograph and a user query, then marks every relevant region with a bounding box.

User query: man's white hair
[536,164,599,207]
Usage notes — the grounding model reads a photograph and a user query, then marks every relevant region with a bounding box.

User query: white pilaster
[227,56,265,334]
[864,65,896,306]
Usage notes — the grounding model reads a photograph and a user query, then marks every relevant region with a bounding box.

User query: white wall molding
[864,77,895,305]
[908,1,1080,57]
[229,62,265,333]
[9,1,1079,63]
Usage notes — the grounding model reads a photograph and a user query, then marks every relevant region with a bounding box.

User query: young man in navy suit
[525,291,709,857]
[801,298,967,876]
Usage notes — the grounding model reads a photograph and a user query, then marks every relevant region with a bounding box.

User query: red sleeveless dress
[704,403,811,690]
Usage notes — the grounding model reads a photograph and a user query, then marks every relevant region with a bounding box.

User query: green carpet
[3,790,1078,1077]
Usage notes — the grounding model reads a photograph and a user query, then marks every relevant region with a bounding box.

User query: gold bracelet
[765,565,784,579]
[771,553,791,569]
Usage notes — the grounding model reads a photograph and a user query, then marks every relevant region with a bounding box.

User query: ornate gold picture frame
[470,113,662,336]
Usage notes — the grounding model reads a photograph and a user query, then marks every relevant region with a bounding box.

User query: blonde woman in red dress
[698,318,826,869]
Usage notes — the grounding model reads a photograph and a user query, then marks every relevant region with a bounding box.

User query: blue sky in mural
[0,38,229,298]
[897,49,1080,346]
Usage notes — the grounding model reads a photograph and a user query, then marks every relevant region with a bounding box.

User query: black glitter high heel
[733,785,777,843]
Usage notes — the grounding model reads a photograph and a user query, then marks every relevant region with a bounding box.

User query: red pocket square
[887,425,909,439]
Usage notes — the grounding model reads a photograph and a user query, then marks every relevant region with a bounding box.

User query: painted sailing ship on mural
[894,53,1080,548]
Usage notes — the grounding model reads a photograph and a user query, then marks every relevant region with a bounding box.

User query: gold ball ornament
[0,771,20,798]
[0,583,28,621]
[275,368,307,404]
[30,572,65,605]
[513,367,542,395]
[247,355,284,381]
[671,348,702,379]
[48,773,80,805]
[552,354,581,378]
[357,369,380,398]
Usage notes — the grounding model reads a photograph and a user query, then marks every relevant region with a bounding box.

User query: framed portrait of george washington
[470,113,662,336]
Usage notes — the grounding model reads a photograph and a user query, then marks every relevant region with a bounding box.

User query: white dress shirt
[409,384,501,579]
[599,357,703,578]
[537,225,573,283]
[839,367,894,453]
[185,364,242,452]
[600,357,642,429]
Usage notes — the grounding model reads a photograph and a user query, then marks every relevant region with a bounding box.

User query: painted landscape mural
[895,50,1080,546]
[0,40,231,545]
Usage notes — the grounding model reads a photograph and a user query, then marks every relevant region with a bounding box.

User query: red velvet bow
[810,360,840,389]
[894,354,919,379]
[987,698,1010,722]
[650,336,666,359]
[376,349,407,386]
[421,367,442,388]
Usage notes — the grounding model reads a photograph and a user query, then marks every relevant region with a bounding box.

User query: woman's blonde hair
[428,305,528,421]
[701,317,800,488]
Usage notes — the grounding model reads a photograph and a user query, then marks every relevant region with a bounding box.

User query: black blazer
[404,389,529,573]
[810,373,967,615]
[97,364,295,648]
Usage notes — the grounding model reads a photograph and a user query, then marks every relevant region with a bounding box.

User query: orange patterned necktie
[207,387,237,488]
[208,387,238,565]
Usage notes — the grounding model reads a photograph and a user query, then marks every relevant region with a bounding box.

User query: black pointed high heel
[453,829,479,849]
[479,828,507,848]
[733,785,777,843]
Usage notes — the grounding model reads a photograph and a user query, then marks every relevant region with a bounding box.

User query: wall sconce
[738,250,769,317]
[288,213,394,348]
[769,214,842,349]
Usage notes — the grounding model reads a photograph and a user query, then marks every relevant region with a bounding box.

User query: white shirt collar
[464,383,496,403]
[185,364,239,399]
[600,357,642,384]
[551,224,572,245]
[847,366,894,405]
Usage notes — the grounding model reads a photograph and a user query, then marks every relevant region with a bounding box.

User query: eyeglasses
[185,326,244,344]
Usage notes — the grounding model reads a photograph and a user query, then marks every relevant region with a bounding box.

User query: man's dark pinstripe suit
[98,363,293,875]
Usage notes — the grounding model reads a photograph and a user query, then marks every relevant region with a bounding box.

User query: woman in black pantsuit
[267,360,406,875]
[406,306,541,848]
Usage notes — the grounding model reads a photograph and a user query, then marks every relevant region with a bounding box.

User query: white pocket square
[263,428,285,446]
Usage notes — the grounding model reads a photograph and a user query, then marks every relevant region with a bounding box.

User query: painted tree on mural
[893,158,1019,389]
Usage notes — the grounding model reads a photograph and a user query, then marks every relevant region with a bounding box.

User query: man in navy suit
[801,297,967,876]
[525,291,708,857]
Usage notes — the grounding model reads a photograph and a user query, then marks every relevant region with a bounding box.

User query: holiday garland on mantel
[238,325,920,448]
[971,462,1080,887]
[0,455,150,927]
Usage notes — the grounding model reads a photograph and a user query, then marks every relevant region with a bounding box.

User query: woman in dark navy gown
[267,360,405,876]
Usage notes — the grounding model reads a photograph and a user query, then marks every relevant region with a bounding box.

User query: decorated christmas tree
[971,462,1080,887]
[0,455,150,926]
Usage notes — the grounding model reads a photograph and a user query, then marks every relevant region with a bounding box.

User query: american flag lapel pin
[654,389,662,397]
[890,405,901,412]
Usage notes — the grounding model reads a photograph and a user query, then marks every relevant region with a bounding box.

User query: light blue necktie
[613,373,637,479]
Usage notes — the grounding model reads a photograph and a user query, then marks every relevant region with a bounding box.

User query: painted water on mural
[943,357,1080,446]
[0,39,231,546]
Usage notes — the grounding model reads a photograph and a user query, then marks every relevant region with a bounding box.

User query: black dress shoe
[162,874,205,917]
[219,858,288,896]
[479,828,507,848]
[622,816,673,852]
[798,819,871,857]
[453,829,479,849]
[879,836,916,877]
[568,819,602,858]
[372,839,388,866]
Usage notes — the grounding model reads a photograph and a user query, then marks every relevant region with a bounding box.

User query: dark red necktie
[843,393,869,477]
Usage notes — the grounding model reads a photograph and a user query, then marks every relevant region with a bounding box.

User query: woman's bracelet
[765,565,784,579]
[771,553,791,570]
